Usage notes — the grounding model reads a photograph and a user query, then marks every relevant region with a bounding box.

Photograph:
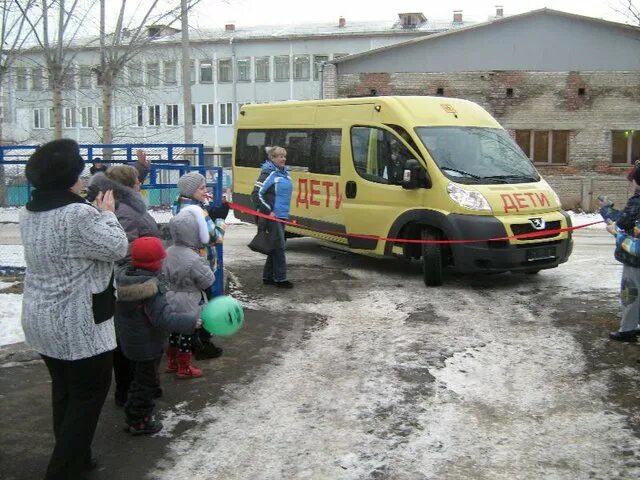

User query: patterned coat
[20,198,128,360]
[600,192,640,268]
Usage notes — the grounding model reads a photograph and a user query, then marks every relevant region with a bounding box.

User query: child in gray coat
[163,205,216,378]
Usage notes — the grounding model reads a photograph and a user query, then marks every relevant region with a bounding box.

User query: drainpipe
[319,61,326,99]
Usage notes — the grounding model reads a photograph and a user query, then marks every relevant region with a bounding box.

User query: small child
[116,236,202,435]
[173,172,226,359]
[163,206,216,378]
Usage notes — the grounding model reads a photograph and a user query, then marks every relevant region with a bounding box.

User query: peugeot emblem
[529,218,546,230]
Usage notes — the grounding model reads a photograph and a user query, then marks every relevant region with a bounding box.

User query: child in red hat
[115,236,203,435]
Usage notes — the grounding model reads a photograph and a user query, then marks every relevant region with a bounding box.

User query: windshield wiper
[482,174,539,182]
[441,167,482,179]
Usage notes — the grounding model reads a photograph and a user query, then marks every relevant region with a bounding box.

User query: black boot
[608,330,638,342]
[193,330,223,360]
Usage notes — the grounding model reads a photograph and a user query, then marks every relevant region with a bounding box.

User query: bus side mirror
[402,159,422,189]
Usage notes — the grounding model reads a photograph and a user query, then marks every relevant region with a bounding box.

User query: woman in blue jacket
[251,146,294,288]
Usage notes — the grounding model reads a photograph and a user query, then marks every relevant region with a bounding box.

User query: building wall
[2,33,430,152]
[334,69,640,210]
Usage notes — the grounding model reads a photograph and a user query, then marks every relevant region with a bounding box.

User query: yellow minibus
[232,96,572,286]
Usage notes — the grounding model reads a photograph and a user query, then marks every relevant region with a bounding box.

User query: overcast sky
[190,0,633,29]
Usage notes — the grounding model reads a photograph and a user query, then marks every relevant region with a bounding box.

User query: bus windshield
[415,126,540,184]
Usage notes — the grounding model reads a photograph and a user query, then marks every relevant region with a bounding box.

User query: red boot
[165,346,179,373]
[176,352,202,379]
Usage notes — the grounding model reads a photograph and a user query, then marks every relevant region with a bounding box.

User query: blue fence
[0,143,225,295]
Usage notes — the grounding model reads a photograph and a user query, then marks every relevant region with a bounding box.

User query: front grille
[511,220,561,240]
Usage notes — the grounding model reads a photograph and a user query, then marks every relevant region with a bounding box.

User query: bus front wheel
[421,229,443,287]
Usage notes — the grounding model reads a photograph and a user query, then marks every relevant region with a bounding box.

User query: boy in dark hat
[598,162,640,341]
[115,236,202,435]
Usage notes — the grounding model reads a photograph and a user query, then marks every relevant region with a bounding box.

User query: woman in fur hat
[21,139,128,479]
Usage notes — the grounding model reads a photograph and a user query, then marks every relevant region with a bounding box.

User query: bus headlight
[447,183,492,211]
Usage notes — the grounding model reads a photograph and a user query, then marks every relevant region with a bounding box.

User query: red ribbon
[229,202,603,245]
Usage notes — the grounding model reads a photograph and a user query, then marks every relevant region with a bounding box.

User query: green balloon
[201,295,244,337]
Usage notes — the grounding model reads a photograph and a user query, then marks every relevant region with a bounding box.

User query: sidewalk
[0,302,319,480]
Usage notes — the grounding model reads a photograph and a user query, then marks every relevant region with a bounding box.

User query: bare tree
[17,0,97,139]
[0,0,38,205]
[95,0,202,145]
[614,1,640,24]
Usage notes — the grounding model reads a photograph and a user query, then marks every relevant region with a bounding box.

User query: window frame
[201,103,215,125]
[313,55,329,81]
[255,56,270,82]
[166,104,179,126]
[514,129,570,165]
[200,60,213,83]
[146,62,160,87]
[148,104,161,126]
[219,102,233,125]
[217,59,232,83]
[33,108,46,129]
[163,61,177,85]
[236,58,251,82]
[274,55,290,81]
[293,54,310,81]
[81,106,93,128]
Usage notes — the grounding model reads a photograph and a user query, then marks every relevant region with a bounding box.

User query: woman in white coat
[21,139,128,480]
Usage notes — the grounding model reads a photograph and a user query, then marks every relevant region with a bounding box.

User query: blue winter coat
[600,192,640,268]
[251,160,293,219]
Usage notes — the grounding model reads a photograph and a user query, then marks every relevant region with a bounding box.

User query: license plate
[526,246,556,261]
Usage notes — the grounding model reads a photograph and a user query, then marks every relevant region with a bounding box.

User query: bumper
[445,213,573,273]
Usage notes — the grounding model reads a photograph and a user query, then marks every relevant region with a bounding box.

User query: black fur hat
[26,139,85,191]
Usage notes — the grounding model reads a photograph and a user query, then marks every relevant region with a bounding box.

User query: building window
[219,102,233,125]
[200,60,213,83]
[217,59,231,82]
[313,55,328,80]
[135,106,144,127]
[515,130,569,164]
[64,107,76,128]
[578,87,586,96]
[97,107,104,127]
[49,108,54,128]
[32,67,45,90]
[79,66,92,88]
[166,104,179,126]
[191,104,196,125]
[146,62,160,87]
[611,130,640,164]
[189,60,196,84]
[237,58,250,82]
[201,103,214,125]
[33,108,46,129]
[293,55,310,80]
[436,87,444,96]
[16,67,28,90]
[81,106,93,128]
[274,55,290,81]
[164,61,177,85]
[129,63,142,86]
[255,57,270,81]
[506,87,513,97]
[148,105,160,126]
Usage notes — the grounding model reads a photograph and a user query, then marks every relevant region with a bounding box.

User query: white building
[2,11,478,165]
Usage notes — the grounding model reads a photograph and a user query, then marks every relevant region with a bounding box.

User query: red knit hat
[130,237,166,272]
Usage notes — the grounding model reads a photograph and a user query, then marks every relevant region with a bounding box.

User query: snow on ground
[148,226,633,480]
[0,294,23,346]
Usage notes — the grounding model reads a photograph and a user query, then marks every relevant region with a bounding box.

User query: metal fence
[0,143,226,296]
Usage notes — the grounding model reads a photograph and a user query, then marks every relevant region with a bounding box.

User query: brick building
[324,9,640,211]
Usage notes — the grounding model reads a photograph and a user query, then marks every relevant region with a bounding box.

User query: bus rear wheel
[421,229,443,287]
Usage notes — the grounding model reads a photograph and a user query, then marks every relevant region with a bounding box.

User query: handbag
[248,219,277,255]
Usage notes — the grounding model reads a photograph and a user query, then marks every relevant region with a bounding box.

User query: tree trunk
[52,84,63,140]
[181,0,193,146]
[0,115,6,207]
[102,72,114,145]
